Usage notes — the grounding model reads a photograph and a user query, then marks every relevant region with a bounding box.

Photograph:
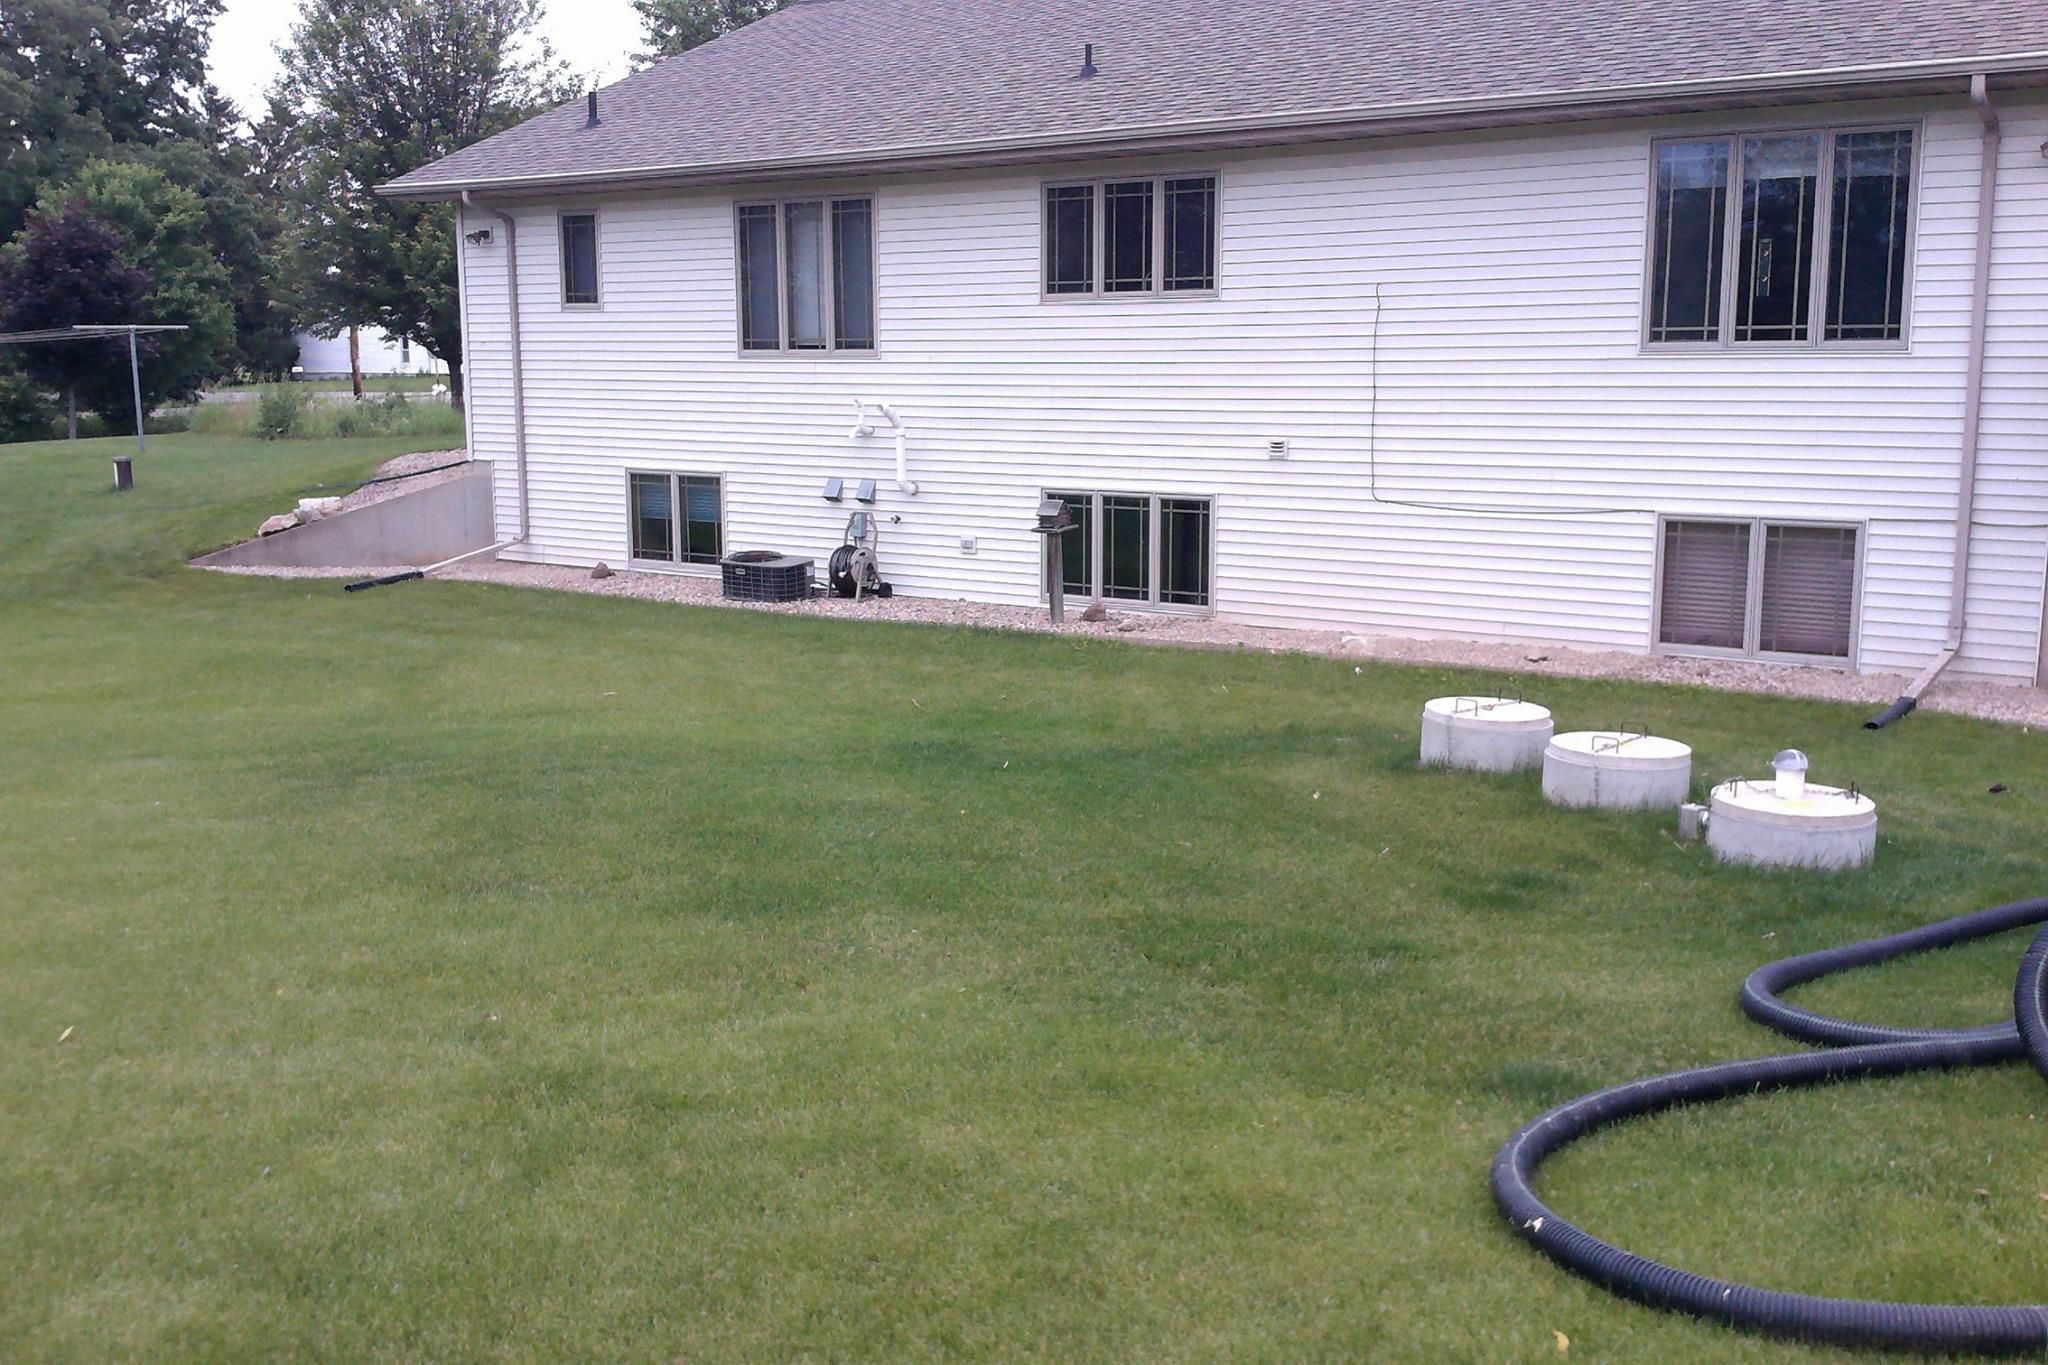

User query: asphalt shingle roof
[386,0,2048,197]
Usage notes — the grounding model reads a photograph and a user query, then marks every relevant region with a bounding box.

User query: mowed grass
[3,434,2046,1361]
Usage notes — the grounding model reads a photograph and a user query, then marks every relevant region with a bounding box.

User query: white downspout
[852,398,918,496]
[463,191,531,550]
[1869,73,2001,725]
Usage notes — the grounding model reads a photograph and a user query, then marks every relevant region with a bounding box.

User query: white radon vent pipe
[851,399,917,496]
[1772,749,1809,802]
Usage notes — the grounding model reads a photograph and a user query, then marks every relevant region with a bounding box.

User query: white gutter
[851,399,917,496]
[1869,72,2002,726]
[382,51,2048,200]
[461,191,532,547]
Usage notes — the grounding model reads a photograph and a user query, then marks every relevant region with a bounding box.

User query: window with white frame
[1646,127,1914,346]
[1046,491,1212,608]
[560,212,600,307]
[629,472,723,565]
[1043,175,1217,297]
[1658,518,1859,661]
[736,197,875,352]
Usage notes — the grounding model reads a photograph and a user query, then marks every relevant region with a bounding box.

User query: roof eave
[378,51,2048,202]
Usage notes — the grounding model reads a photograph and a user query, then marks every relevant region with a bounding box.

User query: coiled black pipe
[1490,895,2048,1355]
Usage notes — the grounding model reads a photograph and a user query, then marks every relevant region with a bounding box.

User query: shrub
[253,384,306,440]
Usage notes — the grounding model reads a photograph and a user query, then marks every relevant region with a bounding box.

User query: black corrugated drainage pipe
[1492,895,2048,1355]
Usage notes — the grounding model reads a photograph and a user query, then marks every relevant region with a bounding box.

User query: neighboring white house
[385,0,2048,688]
[291,328,446,379]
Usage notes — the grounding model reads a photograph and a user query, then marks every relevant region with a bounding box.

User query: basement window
[1045,491,1212,609]
[629,472,723,566]
[1657,517,1859,662]
[1043,174,1218,297]
[1646,127,1914,347]
[560,212,600,307]
[736,197,875,352]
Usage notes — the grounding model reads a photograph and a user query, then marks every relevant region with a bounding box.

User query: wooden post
[349,325,363,400]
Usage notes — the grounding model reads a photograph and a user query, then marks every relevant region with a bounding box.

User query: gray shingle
[385,0,2048,196]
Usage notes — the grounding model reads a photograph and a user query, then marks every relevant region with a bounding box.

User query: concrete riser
[1542,757,1692,810]
[1707,817,1877,870]
[1420,714,1553,772]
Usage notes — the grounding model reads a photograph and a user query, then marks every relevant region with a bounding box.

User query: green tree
[0,0,224,243]
[35,160,234,418]
[635,0,789,59]
[274,0,571,409]
[0,200,150,437]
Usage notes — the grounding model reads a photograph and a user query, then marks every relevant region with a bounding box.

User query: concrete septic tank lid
[1547,731,1692,767]
[1421,696,1553,729]
[1709,780,1877,829]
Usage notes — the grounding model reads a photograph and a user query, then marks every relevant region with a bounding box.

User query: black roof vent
[585,90,601,128]
[1080,43,1097,78]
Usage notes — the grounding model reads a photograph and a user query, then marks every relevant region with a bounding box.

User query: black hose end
[344,570,426,593]
[1864,695,1918,730]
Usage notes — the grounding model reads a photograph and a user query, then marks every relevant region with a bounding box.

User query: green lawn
[3,433,2045,1361]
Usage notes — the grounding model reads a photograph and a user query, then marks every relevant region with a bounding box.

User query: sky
[206,0,645,117]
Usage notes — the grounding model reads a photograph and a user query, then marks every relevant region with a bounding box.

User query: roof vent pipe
[585,90,600,128]
[1080,43,1097,78]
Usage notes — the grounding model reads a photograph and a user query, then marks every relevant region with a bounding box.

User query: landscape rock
[296,496,344,523]
[258,512,300,536]
[1080,603,1107,622]
[591,562,615,579]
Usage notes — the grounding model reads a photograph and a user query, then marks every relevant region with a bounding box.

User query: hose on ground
[1490,895,2048,1355]
[1865,695,1919,730]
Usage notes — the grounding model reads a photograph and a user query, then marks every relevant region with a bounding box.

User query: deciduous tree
[634,0,789,59]
[274,0,571,409]
[0,201,150,437]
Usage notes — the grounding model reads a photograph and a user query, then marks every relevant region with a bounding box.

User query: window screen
[1163,177,1217,291]
[1648,140,1728,343]
[1161,498,1210,606]
[784,201,828,350]
[1734,134,1820,343]
[831,199,875,350]
[561,213,599,306]
[1826,129,1913,342]
[630,473,674,562]
[738,205,780,350]
[1044,186,1095,294]
[1049,491,1093,596]
[1659,520,1751,650]
[1102,494,1151,599]
[1103,181,1154,293]
[1759,524,1856,658]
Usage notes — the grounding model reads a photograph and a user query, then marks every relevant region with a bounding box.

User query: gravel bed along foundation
[196,547,2048,728]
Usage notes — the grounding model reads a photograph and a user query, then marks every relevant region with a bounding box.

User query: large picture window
[629,472,723,566]
[736,197,875,352]
[1046,491,1212,609]
[1647,127,1914,347]
[1657,517,1859,662]
[1043,175,1217,297]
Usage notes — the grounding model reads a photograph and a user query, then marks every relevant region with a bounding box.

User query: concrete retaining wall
[197,464,496,569]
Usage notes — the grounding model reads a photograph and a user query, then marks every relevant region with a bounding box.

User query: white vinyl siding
[455,93,2048,686]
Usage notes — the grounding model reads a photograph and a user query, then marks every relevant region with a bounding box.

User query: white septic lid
[1548,731,1692,763]
[1710,779,1876,829]
[1423,696,1552,725]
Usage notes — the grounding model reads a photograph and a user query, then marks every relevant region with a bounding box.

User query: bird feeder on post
[1033,497,1076,624]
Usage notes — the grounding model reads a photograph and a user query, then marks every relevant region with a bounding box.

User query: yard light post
[1034,498,1076,625]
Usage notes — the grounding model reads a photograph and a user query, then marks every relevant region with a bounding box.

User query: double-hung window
[1657,517,1860,662]
[1646,127,1914,347]
[560,212,600,307]
[1044,175,1217,297]
[1046,491,1212,608]
[736,197,875,352]
[628,472,724,566]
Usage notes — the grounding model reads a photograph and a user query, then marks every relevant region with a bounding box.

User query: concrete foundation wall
[198,465,496,569]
